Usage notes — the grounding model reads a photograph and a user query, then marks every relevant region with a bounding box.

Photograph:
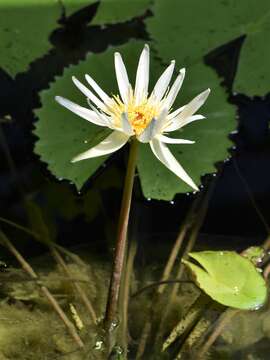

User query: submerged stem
[120,238,138,357]
[105,139,138,331]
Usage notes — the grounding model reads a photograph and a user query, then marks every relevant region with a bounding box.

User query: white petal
[114,52,130,104]
[86,99,113,128]
[179,88,210,117]
[157,135,195,144]
[165,114,205,132]
[150,139,199,191]
[72,76,107,111]
[85,74,112,105]
[121,113,134,135]
[55,96,107,127]
[134,44,150,105]
[72,131,130,162]
[167,105,185,120]
[166,88,210,132]
[162,68,185,110]
[151,60,175,102]
[138,117,157,143]
[153,108,169,135]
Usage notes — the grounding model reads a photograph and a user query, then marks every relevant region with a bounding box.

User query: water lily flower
[55,45,210,191]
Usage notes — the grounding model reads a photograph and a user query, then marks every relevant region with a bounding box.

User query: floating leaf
[61,0,96,17]
[92,0,151,25]
[34,54,112,190]
[183,251,267,310]
[34,41,235,199]
[233,20,270,96]
[0,0,62,77]
[146,0,270,96]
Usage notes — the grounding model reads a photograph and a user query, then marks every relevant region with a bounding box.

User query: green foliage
[92,0,151,25]
[0,0,61,77]
[34,54,112,190]
[34,40,236,199]
[234,20,270,95]
[61,0,151,22]
[146,0,270,96]
[61,0,95,17]
[0,0,269,96]
[242,246,265,266]
[183,251,267,310]
[0,0,152,77]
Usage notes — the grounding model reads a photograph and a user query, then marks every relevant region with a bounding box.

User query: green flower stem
[105,139,138,331]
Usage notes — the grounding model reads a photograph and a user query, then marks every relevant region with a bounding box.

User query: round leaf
[183,251,267,310]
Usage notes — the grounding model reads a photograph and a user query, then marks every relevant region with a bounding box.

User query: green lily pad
[34,56,112,190]
[61,0,151,23]
[233,19,270,96]
[34,40,235,199]
[92,0,152,25]
[61,0,95,17]
[183,251,267,310]
[0,0,62,77]
[146,0,270,96]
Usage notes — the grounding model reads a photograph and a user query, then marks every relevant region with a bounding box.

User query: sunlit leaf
[183,251,267,310]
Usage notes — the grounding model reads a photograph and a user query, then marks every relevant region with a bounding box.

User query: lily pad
[0,0,62,77]
[92,0,151,25]
[61,0,151,23]
[34,40,236,199]
[183,251,267,310]
[34,55,112,190]
[233,19,270,96]
[61,0,96,17]
[146,0,270,96]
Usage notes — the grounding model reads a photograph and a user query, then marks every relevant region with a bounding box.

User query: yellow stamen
[107,94,161,135]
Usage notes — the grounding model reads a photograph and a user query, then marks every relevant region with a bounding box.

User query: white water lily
[55,44,210,191]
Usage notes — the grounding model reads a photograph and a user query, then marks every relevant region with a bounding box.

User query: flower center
[108,95,160,135]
